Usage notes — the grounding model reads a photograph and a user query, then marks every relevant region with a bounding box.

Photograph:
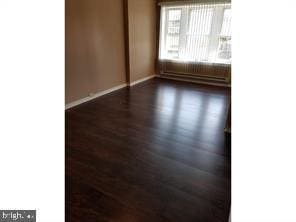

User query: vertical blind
[159,1,231,64]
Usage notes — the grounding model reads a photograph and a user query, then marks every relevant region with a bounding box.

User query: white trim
[128,75,156,87]
[158,0,231,6]
[65,83,127,110]
[159,58,231,66]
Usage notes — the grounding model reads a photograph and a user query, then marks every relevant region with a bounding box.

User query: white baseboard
[66,75,156,110]
[65,83,127,110]
[129,75,155,87]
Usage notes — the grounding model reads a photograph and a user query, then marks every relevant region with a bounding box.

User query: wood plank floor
[66,78,231,222]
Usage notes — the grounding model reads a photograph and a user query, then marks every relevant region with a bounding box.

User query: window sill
[159,58,231,66]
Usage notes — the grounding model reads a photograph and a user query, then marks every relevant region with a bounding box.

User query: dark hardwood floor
[66,78,231,222]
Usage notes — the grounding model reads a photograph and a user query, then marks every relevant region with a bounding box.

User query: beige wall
[66,0,127,103]
[66,0,157,104]
[127,0,156,82]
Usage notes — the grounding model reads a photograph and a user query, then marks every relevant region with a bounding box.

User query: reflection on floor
[66,78,231,222]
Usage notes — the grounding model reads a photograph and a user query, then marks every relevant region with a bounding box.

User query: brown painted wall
[127,0,156,82]
[66,0,127,103]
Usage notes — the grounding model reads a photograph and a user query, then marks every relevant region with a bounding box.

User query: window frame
[159,3,231,64]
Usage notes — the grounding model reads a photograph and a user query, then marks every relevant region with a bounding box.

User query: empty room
[4,0,296,221]
[65,0,231,221]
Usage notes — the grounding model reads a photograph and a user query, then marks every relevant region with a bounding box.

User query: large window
[159,3,231,64]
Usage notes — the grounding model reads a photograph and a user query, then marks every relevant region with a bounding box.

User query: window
[217,9,231,62]
[159,3,231,64]
[166,9,181,59]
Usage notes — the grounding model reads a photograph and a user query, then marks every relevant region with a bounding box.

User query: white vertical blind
[159,2,231,64]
